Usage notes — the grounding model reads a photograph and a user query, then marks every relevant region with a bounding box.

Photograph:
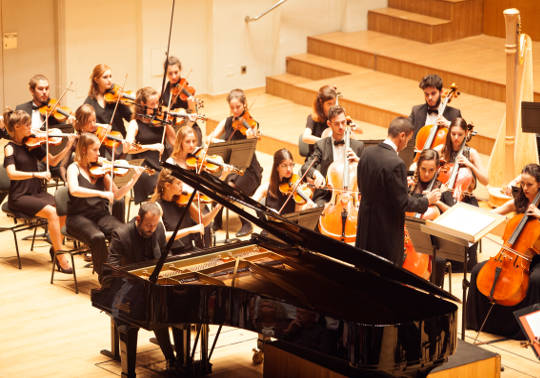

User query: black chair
[0,166,48,269]
[51,186,89,293]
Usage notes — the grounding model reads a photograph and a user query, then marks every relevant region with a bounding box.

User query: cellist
[301,105,363,207]
[466,163,540,339]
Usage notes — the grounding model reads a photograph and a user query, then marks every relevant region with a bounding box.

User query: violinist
[16,74,72,132]
[65,133,144,279]
[207,88,263,237]
[253,148,316,214]
[356,117,441,265]
[151,169,222,254]
[84,64,132,139]
[126,86,175,204]
[160,56,203,146]
[301,105,364,207]
[301,85,337,159]
[405,74,462,164]
[3,109,76,273]
[466,163,540,339]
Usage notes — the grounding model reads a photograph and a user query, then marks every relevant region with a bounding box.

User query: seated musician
[434,117,488,269]
[126,86,175,204]
[104,201,192,371]
[466,163,540,339]
[301,105,364,207]
[84,64,132,140]
[253,148,316,214]
[405,74,462,165]
[207,88,263,237]
[66,133,144,280]
[3,109,76,273]
[161,56,203,146]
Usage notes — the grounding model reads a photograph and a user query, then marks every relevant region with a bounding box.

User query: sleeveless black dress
[4,142,54,215]
[222,116,263,196]
[304,114,328,159]
[67,166,109,221]
[265,186,295,214]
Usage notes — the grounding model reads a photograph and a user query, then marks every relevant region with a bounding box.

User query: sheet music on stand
[515,304,540,360]
[266,206,324,243]
[206,138,258,172]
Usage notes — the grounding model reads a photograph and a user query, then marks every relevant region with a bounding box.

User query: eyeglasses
[278,162,295,169]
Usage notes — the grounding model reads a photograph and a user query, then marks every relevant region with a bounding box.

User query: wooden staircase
[368,0,483,43]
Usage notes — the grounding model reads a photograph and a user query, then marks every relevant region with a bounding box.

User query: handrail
[245,0,288,23]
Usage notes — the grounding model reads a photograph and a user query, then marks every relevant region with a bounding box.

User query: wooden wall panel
[483,0,540,41]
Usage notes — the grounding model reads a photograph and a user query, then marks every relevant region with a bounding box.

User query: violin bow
[278,158,316,215]
[157,0,176,108]
[100,74,128,150]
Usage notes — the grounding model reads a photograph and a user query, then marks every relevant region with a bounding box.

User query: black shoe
[236,220,253,237]
[50,247,73,274]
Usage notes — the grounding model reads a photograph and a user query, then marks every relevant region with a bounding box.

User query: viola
[24,128,73,149]
[104,84,136,105]
[476,191,540,306]
[413,84,460,162]
[39,98,73,122]
[171,78,195,102]
[89,158,154,178]
[278,174,313,205]
[176,190,212,206]
[186,147,244,176]
[319,123,359,242]
[231,111,260,138]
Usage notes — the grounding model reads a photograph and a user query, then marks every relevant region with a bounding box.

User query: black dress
[265,186,295,214]
[3,142,54,216]
[84,96,132,138]
[130,120,162,204]
[304,114,328,159]
[161,82,203,146]
[157,198,200,254]
[466,249,540,339]
[222,116,263,196]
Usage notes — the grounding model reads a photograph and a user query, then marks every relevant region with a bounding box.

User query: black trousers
[66,213,123,277]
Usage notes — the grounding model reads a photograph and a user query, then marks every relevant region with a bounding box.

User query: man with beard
[400,74,462,167]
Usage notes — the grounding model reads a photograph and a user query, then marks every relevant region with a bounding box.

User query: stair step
[388,0,462,20]
[286,53,368,80]
[370,7,449,26]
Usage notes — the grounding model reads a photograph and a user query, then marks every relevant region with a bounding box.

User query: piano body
[91,163,459,377]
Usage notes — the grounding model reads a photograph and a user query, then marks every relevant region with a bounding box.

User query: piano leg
[153,327,176,365]
[172,324,190,367]
[117,322,139,378]
[100,317,120,361]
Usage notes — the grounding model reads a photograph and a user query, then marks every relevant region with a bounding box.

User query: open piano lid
[162,162,459,302]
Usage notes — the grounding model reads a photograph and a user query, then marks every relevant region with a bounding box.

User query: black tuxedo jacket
[355,142,428,265]
[301,137,364,204]
[16,100,62,128]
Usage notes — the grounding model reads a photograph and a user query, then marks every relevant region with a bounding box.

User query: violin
[186,147,244,176]
[94,125,141,151]
[24,128,73,149]
[318,121,359,242]
[476,191,540,306]
[39,98,73,122]
[414,84,460,162]
[89,158,154,178]
[176,190,212,207]
[171,78,195,102]
[278,174,314,205]
[148,107,207,128]
[438,125,476,202]
[104,84,136,105]
[231,111,260,138]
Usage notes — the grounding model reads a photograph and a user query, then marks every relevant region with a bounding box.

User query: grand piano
[91,163,459,377]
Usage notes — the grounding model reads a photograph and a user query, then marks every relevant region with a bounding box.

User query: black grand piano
[91,163,458,377]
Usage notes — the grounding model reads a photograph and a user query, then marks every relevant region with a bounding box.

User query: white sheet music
[525,311,540,338]
[434,206,496,237]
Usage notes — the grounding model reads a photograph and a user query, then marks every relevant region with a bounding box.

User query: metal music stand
[207,139,258,244]
[514,304,540,360]
[266,207,324,243]
[521,101,540,157]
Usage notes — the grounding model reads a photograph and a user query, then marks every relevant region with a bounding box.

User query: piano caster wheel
[252,348,264,365]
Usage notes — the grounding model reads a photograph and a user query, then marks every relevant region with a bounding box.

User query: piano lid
[162,162,459,302]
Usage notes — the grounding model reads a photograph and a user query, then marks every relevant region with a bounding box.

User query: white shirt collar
[383,138,398,153]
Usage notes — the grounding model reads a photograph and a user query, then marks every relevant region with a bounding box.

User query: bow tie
[333,140,345,146]
[427,108,438,115]
[32,104,39,110]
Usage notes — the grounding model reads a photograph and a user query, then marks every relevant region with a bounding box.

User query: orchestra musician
[207,88,263,237]
[84,64,132,139]
[301,105,363,207]
[151,168,222,254]
[404,74,462,165]
[125,86,175,204]
[3,109,76,273]
[301,85,337,159]
[466,163,540,339]
[434,117,488,269]
[253,148,316,214]
[160,56,203,146]
[356,117,441,265]
[66,133,144,279]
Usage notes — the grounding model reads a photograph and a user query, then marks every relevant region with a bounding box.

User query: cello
[476,190,540,306]
[414,84,459,161]
[318,122,359,242]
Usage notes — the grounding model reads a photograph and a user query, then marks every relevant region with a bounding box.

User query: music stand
[266,207,324,243]
[514,304,540,360]
[521,101,540,134]
[207,139,258,244]
[419,203,505,340]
